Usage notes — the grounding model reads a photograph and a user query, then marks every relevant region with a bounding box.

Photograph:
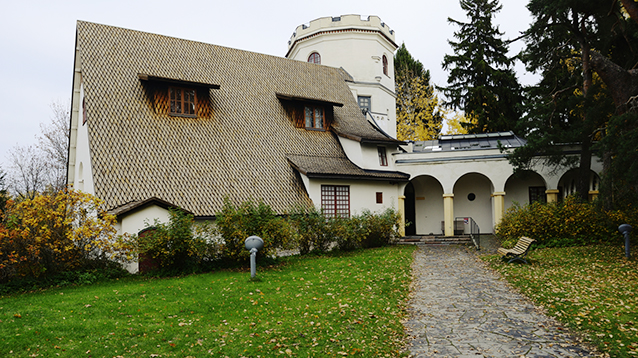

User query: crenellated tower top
[286,15,396,57]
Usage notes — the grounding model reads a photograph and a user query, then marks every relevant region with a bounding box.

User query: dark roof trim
[305,172,409,182]
[138,73,221,89]
[109,196,192,218]
[334,130,403,145]
[276,93,343,107]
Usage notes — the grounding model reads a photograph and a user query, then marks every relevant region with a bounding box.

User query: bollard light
[618,224,632,259]
[245,236,264,279]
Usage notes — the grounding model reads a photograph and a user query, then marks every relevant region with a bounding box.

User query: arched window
[308,52,321,64]
[382,55,388,76]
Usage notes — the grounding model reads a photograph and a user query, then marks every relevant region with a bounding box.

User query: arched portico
[557,169,601,201]
[504,171,548,207]
[453,173,494,234]
[403,175,444,236]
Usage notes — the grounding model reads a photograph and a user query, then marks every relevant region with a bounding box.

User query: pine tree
[441,0,522,134]
[395,44,444,141]
[510,0,636,204]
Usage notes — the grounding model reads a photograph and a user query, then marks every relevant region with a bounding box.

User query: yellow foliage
[396,73,444,141]
[0,189,134,281]
[444,112,478,135]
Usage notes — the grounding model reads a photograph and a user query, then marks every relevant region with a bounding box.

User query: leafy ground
[0,245,415,357]
[485,244,638,357]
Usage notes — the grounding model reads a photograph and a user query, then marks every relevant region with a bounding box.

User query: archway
[558,169,601,200]
[504,171,547,208]
[404,175,444,235]
[453,173,494,233]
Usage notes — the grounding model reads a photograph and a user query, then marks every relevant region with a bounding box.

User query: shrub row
[496,196,638,248]
[137,200,402,273]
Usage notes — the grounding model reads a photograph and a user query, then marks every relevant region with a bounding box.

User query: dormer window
[276,93,342,132]
[308,52,321,64]
[305,105,324,129]
[169,86,196,116]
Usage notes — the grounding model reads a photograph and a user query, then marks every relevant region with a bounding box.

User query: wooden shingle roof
[75,21,400,215]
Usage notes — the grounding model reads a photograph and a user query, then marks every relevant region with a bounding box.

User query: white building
[286,15,398,138]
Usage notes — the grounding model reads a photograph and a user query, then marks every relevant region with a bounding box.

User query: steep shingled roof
[75,21,400,216]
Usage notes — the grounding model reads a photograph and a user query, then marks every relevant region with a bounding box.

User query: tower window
[382,55,388,76]
[378,146,388,166]
[358,96,371,114]
[308,52,321,64]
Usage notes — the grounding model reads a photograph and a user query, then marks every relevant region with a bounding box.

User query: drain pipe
[618,224,632,259]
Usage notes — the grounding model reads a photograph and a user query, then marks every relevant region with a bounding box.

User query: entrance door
[404,182,416,236]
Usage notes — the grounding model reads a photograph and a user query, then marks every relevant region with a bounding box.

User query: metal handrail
[456,217,481,250]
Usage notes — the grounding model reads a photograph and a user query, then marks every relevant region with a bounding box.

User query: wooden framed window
[529,186,547,204]
[308,52,321,64]
[376,192,383,204]
[169,86,196,116]
[304,105,324,130]
[321,185,350,218]
[382,55,388,76]
[378,146,388,166]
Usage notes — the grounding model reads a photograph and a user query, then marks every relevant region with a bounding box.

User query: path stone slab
[404,245,596,357]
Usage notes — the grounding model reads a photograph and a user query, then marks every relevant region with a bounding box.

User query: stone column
[443,193,454,237]
[492,191,506,232]
[546,189,559,203]
[398,195,406,237]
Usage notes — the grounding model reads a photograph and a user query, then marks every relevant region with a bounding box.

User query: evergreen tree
[510,0,636,204]
[441,0,522,134]
[395,44,444,141]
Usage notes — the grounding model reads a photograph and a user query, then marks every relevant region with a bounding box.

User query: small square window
[358,96,371,114]
[169,86,196,116]
[378,147,388,166]
[376,192,383,204]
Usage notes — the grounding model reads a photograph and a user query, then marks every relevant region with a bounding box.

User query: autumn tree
[395,44,444,141]
[444,112,478,135]
[441,0,522,134]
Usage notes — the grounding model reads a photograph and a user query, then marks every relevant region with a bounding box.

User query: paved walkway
[404,244,595,357]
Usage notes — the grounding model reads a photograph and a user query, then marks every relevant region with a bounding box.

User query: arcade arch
[403,175,444,236]
[504,171,547,208]
[558,169,601,201]
[453,173,494,233]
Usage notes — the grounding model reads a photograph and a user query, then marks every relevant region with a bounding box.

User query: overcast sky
[0,0,535,169]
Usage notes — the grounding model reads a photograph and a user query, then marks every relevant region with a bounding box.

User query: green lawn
[485,244,638,357]
[1,245,415,357]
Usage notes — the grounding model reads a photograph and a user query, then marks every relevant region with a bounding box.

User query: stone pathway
[404,244,595,357]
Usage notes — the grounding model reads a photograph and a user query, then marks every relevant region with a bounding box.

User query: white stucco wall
[453,173,494,232]
[299,174,401,215]
[119,205,171,273]
[411,175,444,235]
[338,137,399,171]
[504,172,547,208]
[72,84,95,194]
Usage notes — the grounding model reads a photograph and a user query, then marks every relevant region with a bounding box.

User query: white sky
[0,0,535,169]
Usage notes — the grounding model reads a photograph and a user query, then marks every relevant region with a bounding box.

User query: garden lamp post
[245,236,264,279]
[618,224,632,259]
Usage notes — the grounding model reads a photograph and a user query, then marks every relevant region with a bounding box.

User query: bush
[496,196,638,248]
[215,199,294,262]
[288,206,334,254]
[0,189,132,283]
[137,209,221,273]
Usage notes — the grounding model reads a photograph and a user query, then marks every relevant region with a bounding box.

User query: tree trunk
[590,51,638,114]
[620,0,638,25]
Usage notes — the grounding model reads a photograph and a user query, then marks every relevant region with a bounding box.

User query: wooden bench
[497,237,536,264]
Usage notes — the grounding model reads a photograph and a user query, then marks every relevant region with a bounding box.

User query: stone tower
[286,15,398,138]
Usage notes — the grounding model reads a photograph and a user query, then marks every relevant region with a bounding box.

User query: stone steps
[396,235,472,245]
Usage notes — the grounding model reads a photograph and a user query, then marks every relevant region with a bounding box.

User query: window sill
[169,113,197,118]
[304,127,326,132]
